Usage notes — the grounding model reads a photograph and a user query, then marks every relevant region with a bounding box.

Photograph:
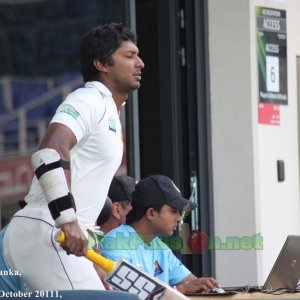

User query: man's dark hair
[119,200,131,209]
[80,23,137,82]
[126,204,164,225]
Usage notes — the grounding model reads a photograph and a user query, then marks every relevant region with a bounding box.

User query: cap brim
[169,196,197,211]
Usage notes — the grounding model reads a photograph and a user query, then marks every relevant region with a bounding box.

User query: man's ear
[93,60,108,72]
[112,203,121,220]
[145,207,156,220]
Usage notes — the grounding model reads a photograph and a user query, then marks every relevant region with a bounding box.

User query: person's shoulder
[100,225,135,252]
[84,81,112,98]
[103,224,133,238]
[67,84,103,101]
[61,83,107,115]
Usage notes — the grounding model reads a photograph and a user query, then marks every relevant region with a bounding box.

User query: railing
[0,75,83,157]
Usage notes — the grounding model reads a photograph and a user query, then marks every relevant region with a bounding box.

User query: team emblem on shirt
[154,260,164,277]
[108,117,117,133]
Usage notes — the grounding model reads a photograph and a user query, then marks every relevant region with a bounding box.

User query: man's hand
[176,277,219,294]
[60,220,88,256]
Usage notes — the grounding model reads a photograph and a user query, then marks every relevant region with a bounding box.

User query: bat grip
[54,230,115,273]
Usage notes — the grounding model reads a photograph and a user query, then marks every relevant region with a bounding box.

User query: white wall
[208,0,300,287]
[255,0,300,283]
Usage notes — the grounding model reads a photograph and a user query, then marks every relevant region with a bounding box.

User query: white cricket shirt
[25,81,123,230]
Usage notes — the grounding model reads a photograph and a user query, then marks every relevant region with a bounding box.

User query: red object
[0,156,33,201]
[258,103,280,125]
[187,230,209,254]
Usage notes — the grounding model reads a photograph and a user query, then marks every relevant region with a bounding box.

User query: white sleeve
[50,88,106,142]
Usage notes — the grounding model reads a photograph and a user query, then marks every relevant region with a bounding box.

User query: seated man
[89,176,135,250]
[98,175,136,234]
[100,175,220,295]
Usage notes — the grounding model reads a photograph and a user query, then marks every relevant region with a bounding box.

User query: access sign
[256,7,287,105]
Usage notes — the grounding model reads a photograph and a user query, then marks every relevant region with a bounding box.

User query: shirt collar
[85,81,112,97]
[124,225,158,247]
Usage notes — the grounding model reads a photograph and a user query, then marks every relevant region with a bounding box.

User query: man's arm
[37,122,87,257]
[175,274,219,294]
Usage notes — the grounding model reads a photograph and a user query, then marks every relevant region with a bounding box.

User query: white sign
[266,56,279,92]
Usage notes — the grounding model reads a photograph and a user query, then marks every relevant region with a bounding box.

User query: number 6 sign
[266,55,280,92]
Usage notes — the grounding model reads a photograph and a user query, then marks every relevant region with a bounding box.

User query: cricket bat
[55,231,189,300]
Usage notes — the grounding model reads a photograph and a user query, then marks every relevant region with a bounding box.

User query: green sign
[256,7,287,104]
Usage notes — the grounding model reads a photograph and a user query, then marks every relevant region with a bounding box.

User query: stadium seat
[55,72,82,86]
[0,84,6,115]
[12,79,48,108]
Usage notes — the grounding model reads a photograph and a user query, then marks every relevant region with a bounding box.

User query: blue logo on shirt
[154,260,164,277]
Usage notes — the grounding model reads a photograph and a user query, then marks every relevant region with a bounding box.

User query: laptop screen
[263,235,300,290]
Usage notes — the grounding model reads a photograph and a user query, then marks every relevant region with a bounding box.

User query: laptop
[186,235,300,296]
[263,235,300,291]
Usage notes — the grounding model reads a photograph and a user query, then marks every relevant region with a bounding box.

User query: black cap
[97,197,112,226]
[108,175,136,203]
[132,175,197,212]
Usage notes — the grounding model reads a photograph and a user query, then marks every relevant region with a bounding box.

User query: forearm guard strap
[31,148,76,227]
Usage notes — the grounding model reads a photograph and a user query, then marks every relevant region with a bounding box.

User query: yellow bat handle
[54,231,115,273]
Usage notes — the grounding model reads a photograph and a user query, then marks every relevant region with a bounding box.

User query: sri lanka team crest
[108,117,116,133]
[153,260,163,277]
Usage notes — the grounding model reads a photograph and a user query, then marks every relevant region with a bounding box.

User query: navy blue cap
[132,175,196,211]
[97,197,112,226]
[108,176,136,202]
